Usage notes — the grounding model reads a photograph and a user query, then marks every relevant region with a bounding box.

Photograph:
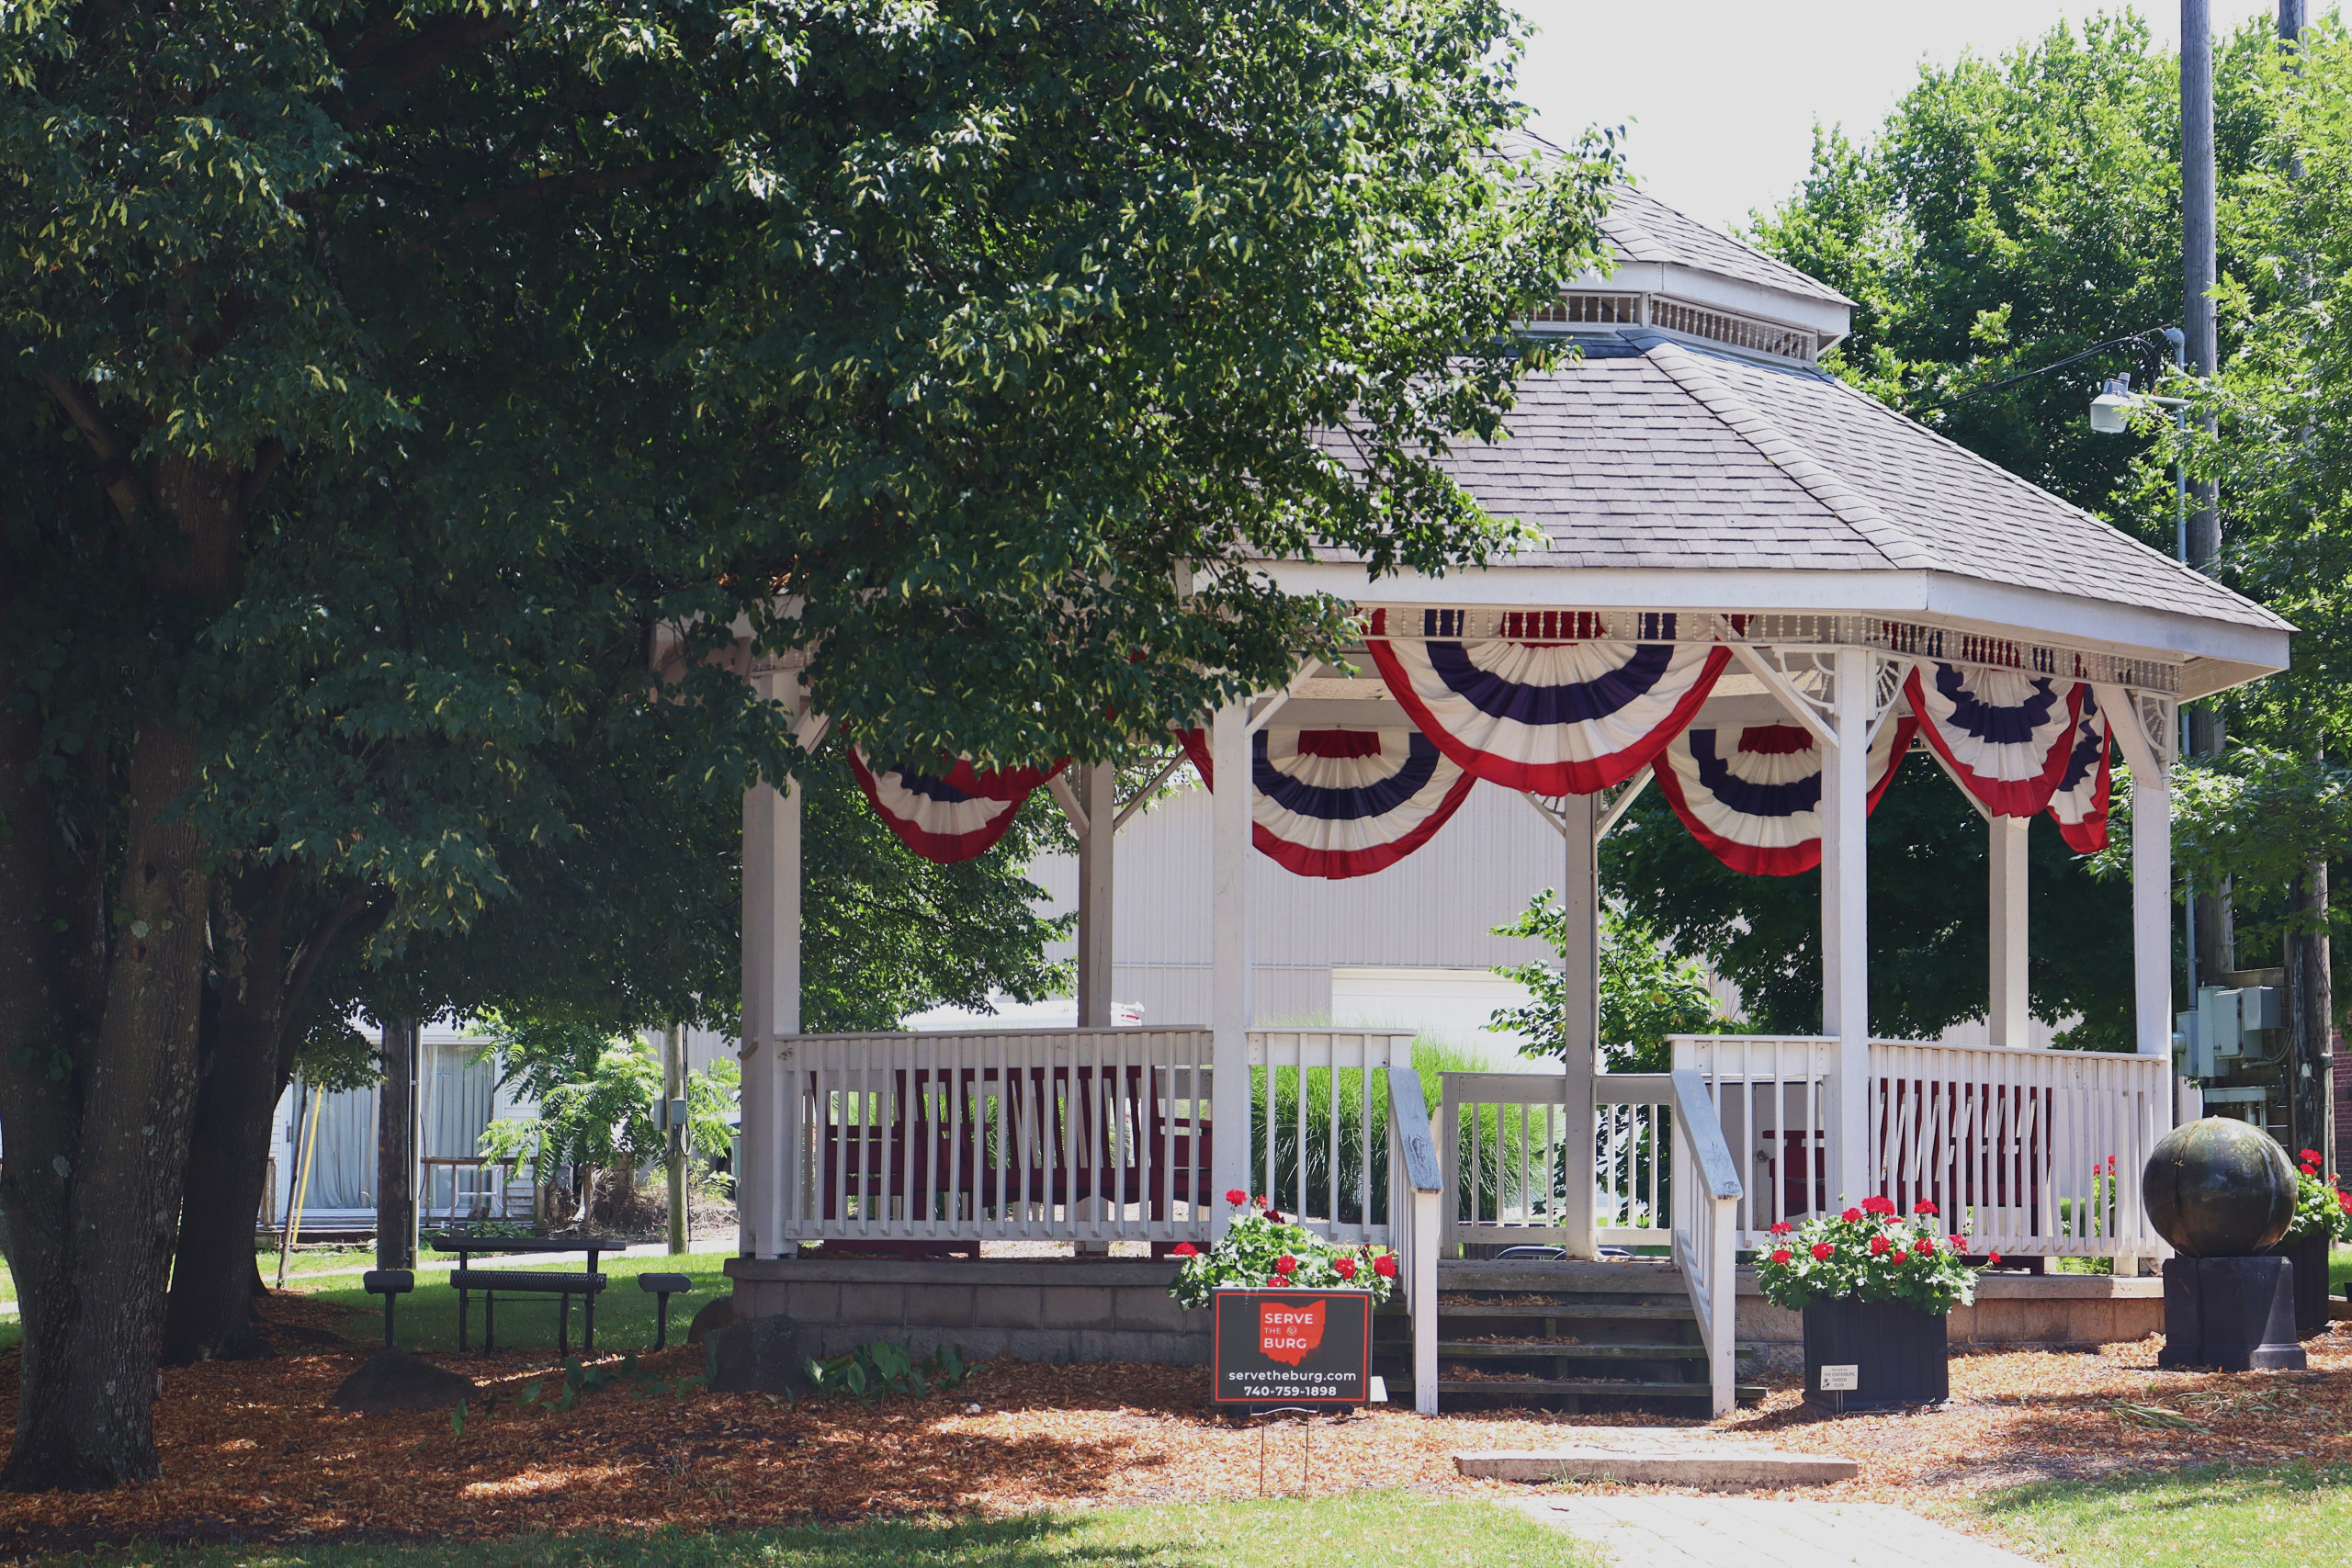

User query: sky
[1514,1,2288,233]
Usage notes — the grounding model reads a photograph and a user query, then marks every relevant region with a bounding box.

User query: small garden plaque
[1213,1289,1372,1407]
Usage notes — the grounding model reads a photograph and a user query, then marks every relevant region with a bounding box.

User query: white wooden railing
[1868,1039,2170,1259]
[1385,1066,1443,1416]
[770,1027,1415,1248]
[1248,1029,1419,1246]
[1668,1066,1742,1417]
[1670,1033,2172,1259]
[1672,1035,1837,1243]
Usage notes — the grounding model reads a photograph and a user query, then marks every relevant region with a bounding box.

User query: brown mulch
[6,1296,2352,1559]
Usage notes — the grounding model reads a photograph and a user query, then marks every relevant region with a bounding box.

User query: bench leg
[558,1293,569,1359]
[485,1292,496,1354]
[458,1287,469,1353]
[653,1293,670,1352]
[385,1294,398,1349]
[584,1287,594,1354]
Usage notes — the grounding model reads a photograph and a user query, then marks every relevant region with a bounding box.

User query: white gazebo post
[1823,648,1873,1203]
[1210,703,1255,1230]
[1989,817,2030,1046]
[1077,763,1117,1028]
[2098,686,2177,1061]
[739,660,807,1261]
[1560,792,1600,1257]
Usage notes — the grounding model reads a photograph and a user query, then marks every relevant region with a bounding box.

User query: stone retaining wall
[723,1257,1209,1364]
[1736,1271,2165,1374]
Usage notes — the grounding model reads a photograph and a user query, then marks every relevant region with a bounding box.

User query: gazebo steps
[1432,1340,1759,1360]
[1374,1258,1737,1413]
[1389,1378,1769,1405]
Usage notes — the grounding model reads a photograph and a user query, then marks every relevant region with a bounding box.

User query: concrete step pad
[1458,1429,1858,1487]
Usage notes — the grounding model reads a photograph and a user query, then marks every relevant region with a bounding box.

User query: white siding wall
[1028,779,1558,1036]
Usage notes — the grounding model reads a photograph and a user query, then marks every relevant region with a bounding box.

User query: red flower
[1225,1189,1249,1207]
[2303,1149,2322,1164]
[1988,1250,2002,1265]
[1254,1194,1270,1209]
[1869,1235,1890,1256]
[1273,1255,1297,1276]
[1914,1200,1938,1216]
[1770,1221,1793,1235]
[1373,1254,1398,1279]
[1170,1242,1199,1258]
[1862,1196,1894,1216]
[1770,1248,1793,1265]
[2107,1156,2118,1172]
[1840,1207,1863,1223]
[1334,1258,1357,1280]
[1266,1210,1284,1224]
[1811,1242,1834,1262]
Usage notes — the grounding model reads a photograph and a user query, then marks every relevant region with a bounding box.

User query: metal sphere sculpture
[2142,1117,2297,1258]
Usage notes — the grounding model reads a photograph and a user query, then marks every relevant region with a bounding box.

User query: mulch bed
[6,1294,2352,1558]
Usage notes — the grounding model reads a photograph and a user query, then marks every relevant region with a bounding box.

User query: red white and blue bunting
[1178,727,1476,879]
[2046,686,2114,854]
[1365,609,1732,794]
[1652,716,1919,876]
[1904,664,2083,818]
[846,748,1065,863]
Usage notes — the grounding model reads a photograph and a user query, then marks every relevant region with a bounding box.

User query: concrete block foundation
[1736,1269,2165,1375]
[725,1257,1211,1365]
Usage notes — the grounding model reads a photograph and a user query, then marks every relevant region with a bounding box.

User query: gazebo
[720,188,2290,1415]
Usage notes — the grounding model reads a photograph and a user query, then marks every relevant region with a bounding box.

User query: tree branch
[37,375,148,524]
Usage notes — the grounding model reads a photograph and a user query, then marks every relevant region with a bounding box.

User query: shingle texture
[1601,188,1854,309]
[1419,335,2284,632]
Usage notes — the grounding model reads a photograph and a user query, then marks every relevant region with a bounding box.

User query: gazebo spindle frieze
[1354,606,2182,694]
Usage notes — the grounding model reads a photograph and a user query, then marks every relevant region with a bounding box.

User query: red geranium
[1770,1221,1792,1235]
[1914,1201,1938,1216]
[1861,1196,1894,1216]
[1988,1250,2002,1265]
[1840,1207,1863,1223]
[1254,1194,1269,1208]
[1170,1242,1198,1258]
[1811,1242,1834,1261]
[1374,1254,1398,1279]
[1273,1255,1296,1276]
[1770,1248,1792,1265]
[1869,1235,1890,1256]
[1334,1258,1357,1280]
[1225,1189,1248,1207]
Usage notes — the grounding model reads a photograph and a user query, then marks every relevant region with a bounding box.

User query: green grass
[293,1250,732,1357]
[46,1494,1597,1568]
[2328,1243,2352,1291]
[1973,1461,2352,1567]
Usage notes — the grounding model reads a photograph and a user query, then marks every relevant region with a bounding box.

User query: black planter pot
[2265,1231,2333,1339]
[1801,1297,1949,1412]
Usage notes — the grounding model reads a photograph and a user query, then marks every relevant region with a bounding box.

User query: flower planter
[2265,1231,2332,1339]
[1801,1297,1949,1412]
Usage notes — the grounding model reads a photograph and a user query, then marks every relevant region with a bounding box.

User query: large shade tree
[0,0,1614,1489]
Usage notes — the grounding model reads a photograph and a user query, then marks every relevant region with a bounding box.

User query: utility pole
[2183,0,2233,987]
[2273,0,2334,1172]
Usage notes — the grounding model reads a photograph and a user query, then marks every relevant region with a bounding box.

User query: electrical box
[2240,986,2283,1033]
[2178,986,2284,1081]
[2199,987,2244,1060]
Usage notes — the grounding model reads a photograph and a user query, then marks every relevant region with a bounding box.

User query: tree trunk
[377,1021,416,1270]
[2289,862,2334,1168]
[0,446,251,1490]
[159,874,291,1364]
[3,723,212,1490]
